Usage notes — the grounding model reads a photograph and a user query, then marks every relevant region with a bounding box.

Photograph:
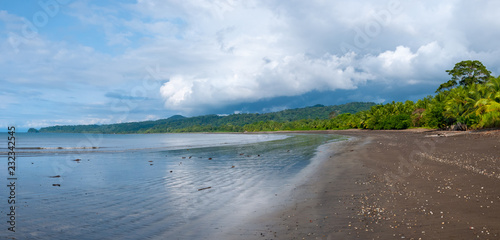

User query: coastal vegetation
[38,102,375,133]
[37,60,499,133]
[242,60,500,131]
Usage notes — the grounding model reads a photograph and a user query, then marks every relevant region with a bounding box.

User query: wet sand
[226,129,500,239]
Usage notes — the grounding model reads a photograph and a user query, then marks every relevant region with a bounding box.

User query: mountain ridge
[38,102,376,133]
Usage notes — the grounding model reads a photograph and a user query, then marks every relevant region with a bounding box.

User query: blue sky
[1,0,500,131]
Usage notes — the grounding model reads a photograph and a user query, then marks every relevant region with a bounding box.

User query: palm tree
[475,77,500,128]
[443,84,483,128]
[443,86,467,120]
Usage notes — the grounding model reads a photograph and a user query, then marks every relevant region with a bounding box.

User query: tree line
[36,102,375,133]
[35,60,499,133]
[241,60,499,132]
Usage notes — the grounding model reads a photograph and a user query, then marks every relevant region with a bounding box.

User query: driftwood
[198,187,212,191]
[449,122,468,131]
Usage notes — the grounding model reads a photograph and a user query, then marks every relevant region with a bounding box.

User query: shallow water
[0,133,342,239]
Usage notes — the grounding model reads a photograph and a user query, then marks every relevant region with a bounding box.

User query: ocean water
[1,133,343,239]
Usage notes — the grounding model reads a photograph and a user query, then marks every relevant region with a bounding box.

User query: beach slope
[228,129,500,239]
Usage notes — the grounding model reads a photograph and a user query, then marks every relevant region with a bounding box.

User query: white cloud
[262,106,288,113]
[160,53,374,111]
[366,46,417,77]
[144,115,159,121]
[25,118,116,128]
[2,0,500,126]
[0,93,18,109]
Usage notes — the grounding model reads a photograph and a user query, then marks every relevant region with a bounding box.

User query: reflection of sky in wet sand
[1,133,342,239]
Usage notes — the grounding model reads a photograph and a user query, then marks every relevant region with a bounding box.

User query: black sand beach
[226,129,500,239]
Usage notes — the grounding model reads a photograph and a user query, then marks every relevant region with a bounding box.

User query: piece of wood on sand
[198,186,212,191]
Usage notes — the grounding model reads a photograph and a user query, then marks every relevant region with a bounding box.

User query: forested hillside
[38,102,375,133]
[37,61,499,133]
[241,60,500,131]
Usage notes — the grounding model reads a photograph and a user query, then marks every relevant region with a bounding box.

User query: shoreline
[225,129,500,239]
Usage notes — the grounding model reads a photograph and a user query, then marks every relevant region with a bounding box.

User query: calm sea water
[1,133,343,239]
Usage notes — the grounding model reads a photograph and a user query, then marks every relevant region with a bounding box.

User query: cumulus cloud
[2,0,500,128]
[152,0,500,112]
[160,53,374,111]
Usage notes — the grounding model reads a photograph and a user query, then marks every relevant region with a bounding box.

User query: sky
[1,0,500,131]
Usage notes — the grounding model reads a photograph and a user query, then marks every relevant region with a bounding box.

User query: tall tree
[436,60,491,92]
